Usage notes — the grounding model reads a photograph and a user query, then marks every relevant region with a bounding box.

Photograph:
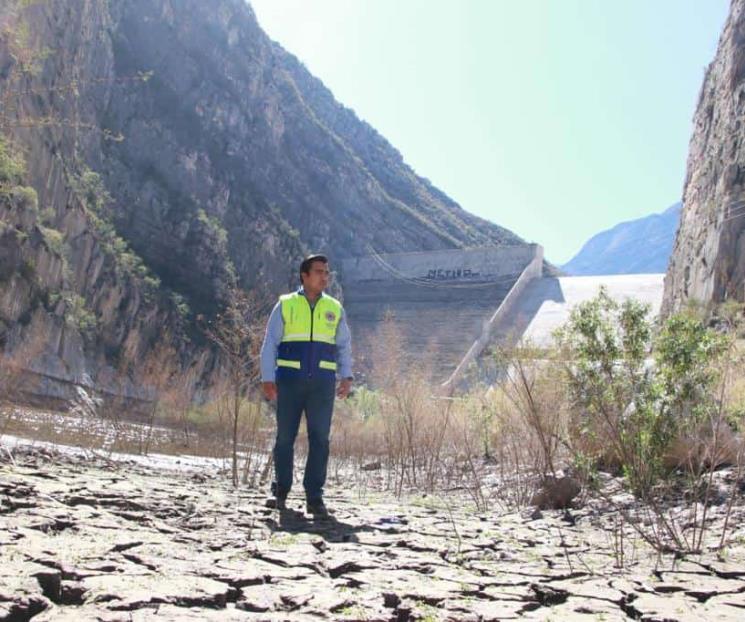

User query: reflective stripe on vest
[277,359,301,369]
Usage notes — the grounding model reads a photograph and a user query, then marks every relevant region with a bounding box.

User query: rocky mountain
[663,0,745,313]
[561,203,681,276]
[0,0,523,402]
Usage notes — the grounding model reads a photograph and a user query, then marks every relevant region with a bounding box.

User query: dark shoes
[267,483,288,511]
[306,498,329,518]
[265,494,287,510]
[266,491,329,517]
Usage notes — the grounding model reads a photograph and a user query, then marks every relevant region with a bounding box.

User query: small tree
[655,312,728,434]
[501,344,567,480]
[555,290,739,553]
[202,287,267,486]
[555,287,660,493]
[556,289,729,496]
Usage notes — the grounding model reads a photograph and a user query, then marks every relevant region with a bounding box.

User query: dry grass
[0,327,47,438]
[3,306,745,558]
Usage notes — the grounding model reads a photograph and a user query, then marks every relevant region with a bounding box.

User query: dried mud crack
[2,448,745,621]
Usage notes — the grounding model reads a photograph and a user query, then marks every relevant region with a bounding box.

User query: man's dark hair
[300,254,328,277]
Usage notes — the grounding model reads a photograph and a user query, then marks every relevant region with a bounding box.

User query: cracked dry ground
[3,450,745,621]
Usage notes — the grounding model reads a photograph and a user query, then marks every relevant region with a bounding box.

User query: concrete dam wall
[341,245,543,383]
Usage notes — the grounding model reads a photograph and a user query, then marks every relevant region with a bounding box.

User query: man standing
[260,254,353,517]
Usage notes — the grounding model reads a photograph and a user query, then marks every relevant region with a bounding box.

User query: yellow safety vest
[276,292,342,377]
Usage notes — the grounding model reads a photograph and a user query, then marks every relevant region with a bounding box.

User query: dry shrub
[482,389,538,508]
[88,338,186,456]
[157,362,200,449]
[202,286,268,486]
[330,387,387,482]
[481,349,573,508]
[198,376,273,483]
[718,343,745,466]
[324,314,471,496]
[367,314,453,493]
[664,421,743,472]
[237,398,273,486]
[0,326,47,436]
[501,346,568,478]
[133,340,181,455]
[324,315,575,509]
[444,395,492,510]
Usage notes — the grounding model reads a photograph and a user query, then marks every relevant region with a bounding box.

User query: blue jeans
[272,376,335,501]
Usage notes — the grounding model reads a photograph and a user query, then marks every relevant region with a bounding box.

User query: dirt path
[2,447,745,621]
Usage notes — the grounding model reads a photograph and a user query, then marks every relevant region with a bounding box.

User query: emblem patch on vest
[325,311,336,322]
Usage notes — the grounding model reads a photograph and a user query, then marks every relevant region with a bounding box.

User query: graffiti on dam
[423,268,481,280]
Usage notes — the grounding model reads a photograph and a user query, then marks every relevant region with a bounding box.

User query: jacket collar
[297,287,324,299]
[297,287,325,308]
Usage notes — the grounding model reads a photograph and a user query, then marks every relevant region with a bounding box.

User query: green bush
[63,292,97,334]
[71,169,162,293]
[346,386,381,421]
[19,258,35,281]
[40,225,66,256]
[655,312,728,426]
[39,206,55,225]
[0,138,26,185]
[143,274,161,291]
[170,291,190,319]
[71,168,112,215]
[0,138,38,213]
[196,208,228,246]
[10,185,38,211]
[556,288,728,496]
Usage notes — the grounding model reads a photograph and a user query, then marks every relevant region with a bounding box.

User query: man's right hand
[262,381,277,401]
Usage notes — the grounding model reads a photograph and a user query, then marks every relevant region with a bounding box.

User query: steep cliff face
[99,0,521,306]
[0,1,201,403]
[663,0,745,312]
[0,0,524,401]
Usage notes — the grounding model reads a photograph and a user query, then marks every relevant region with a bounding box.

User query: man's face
[302,260,330,293]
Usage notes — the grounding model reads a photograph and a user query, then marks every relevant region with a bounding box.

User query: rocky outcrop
[663,0,745,312]
[0,183,200,404]
[0,0,524,401]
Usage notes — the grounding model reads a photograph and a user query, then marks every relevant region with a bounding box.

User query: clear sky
[249,0,729,265]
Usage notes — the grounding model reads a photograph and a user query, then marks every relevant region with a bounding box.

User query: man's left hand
[337,378,352,399]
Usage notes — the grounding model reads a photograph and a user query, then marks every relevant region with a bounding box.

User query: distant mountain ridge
[561,203,681,276]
